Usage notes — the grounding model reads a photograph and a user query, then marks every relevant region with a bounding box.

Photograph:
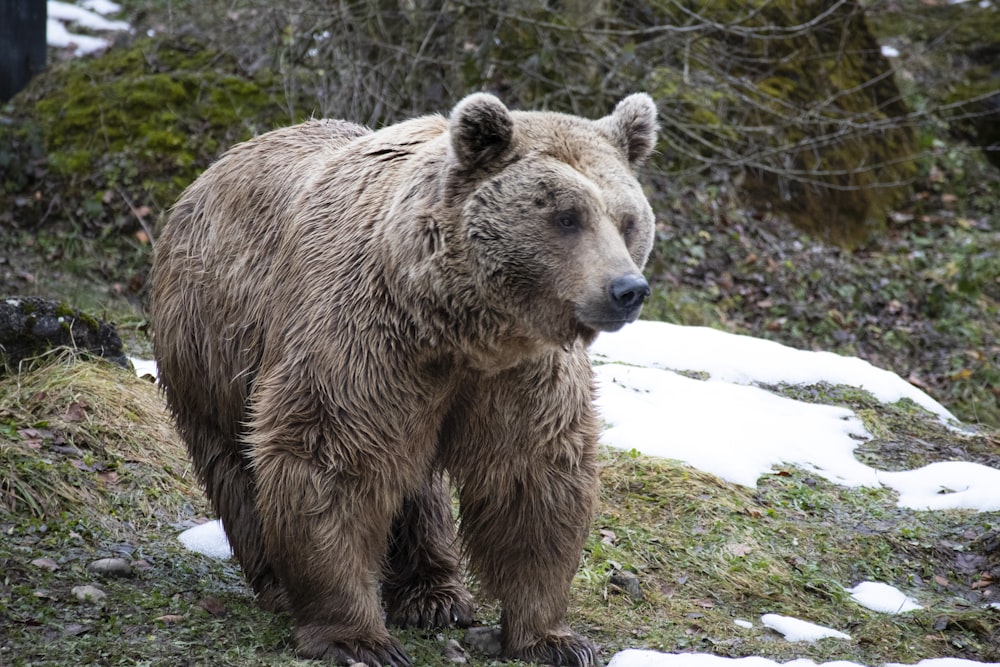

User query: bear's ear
[449,93,514,170]
[596,93,659,167]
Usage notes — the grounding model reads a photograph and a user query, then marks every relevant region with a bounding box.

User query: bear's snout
[577,273,650,333]
[609,274,650,313]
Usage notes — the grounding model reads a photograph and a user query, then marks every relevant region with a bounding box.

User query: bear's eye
[622,216,636,240]
[555,211,581,232]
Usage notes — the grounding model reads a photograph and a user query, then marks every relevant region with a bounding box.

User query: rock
[609,569,645,601]
[463,626,502,657]
[86,557,133,577]
[0,297,130,373]
[30,557,59,571]
[62,623,90,637]
[131,558,153,572]
[71,584,106,604]
[442,638,467,663]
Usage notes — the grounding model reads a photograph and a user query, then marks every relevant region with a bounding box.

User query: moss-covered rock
[0,33,307,237]
[640,0,916,246]
[869,0,1000,170]
[0,296,129,371]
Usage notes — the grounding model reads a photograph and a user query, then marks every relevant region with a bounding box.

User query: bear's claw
[294,625,412,667]
[385,581,475,630]
[509,631,598,667]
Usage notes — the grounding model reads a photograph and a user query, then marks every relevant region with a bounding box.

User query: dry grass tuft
[0,350,196,530]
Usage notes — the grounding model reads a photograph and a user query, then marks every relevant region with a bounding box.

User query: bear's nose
[609,274,650,312]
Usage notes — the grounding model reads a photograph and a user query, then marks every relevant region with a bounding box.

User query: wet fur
[151,95,657,666]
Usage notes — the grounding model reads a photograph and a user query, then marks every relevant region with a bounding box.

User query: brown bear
[150,93,657,666]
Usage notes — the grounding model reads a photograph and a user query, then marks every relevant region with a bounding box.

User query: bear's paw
[384,579,475,629]
[294,625,411,667]
[508,630,598,667]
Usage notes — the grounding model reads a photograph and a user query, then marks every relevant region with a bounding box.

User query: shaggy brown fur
[150,94,658,667]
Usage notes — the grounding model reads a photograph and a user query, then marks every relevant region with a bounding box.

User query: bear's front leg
[444,350,601,667]
[458,458,599,666]
[383,471,475,629]
[252,446,412,667]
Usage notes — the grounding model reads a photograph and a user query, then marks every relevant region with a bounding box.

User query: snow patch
[591,321,956,424]
[46,0,131,56]
[846,581,922,613]
[177,520,232,559]
[760,614,851,642]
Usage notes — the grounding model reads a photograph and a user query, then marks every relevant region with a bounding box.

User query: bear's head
[447,92,658,347]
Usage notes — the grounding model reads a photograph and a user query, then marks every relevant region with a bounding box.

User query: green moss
[53,301,75,319]
[1,34,308,237]
[644,0,917,247]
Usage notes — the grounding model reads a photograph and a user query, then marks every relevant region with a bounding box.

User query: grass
[1,356,998,666]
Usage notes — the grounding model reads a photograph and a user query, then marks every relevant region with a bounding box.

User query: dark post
[1,0,47,101]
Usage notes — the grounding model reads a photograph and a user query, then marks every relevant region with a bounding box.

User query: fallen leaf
[156,614,184,624]
[728,543,752,557]
[198,596,227,616]
[599,529,617,545]
[62,623,90,637]
[62,400,89,423]
[17,428,47,449]
[934,575,949,586]
[98,470,119,485]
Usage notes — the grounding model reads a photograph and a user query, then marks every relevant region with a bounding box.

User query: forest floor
[1,2,998,665]
[0,355,998,667]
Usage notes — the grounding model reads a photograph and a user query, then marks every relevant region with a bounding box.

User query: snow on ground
[46,0,130,55]
[590,321,954,423]
[846,582,922,614]
[166,320,1000,667]
[608,652,994,667]
[592,320,1000,512]
[129,357,157,379]
[177,520,234,560]
[760,614,851,642]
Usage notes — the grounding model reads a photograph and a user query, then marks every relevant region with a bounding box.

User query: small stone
[131,558,153,572]
[86,557,133,577]
[442,638,467,664]
[72,584,107,604]
[30,557,59,571]
[609,569,644,601]
[464,626,502,657]
[197,596,227,617]
[62,623,90,637]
